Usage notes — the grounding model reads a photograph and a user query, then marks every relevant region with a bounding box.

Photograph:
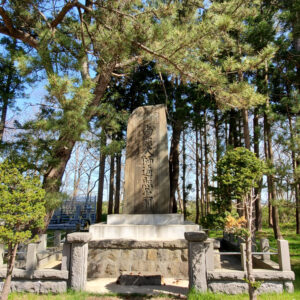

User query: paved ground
[85,278,188,298]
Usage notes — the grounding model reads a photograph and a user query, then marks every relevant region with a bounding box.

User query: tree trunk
[1,243,18,300]
[169,121,182,213]
[96,132,106,222]
[253,108,262,231]
[242,108,250,150]
[200,123,205,218]
[195,126,200,224]
[0,96,8,142]
[204,110,210,214]
[182,129,187,219]
[244,192,257,300]
[114,153,121,214]
[108,154,115,215]
[288,113,300,234]
[265,106,282,239]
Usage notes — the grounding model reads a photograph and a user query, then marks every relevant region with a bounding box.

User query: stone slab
[184,231,207,242]
[123,105,170,214]
[107,214,183,225]
[89,224,200,241]
[117,273,161,286]
[207,270,295,281]
[89,239,188,249]
[0,280,67,294]
[208,281,284,295]
[0,268,69,279]
[67,232,92,243]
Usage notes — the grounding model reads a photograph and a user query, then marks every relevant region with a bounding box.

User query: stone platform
[89,214,200,241]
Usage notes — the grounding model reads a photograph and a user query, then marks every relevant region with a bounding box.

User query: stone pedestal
[185,231,208,292]
[90,214,200,241]
[67,232,92,291]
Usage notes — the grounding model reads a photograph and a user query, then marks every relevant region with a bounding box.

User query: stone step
[89,224,200,241]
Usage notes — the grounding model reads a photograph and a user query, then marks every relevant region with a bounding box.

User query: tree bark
[195,126,200,224]
[253,108,262,231]
[200,122,205,218]
[265,107,282,239]
[1,243,18,300]
[108,154,115,215]
[242,108,250,150]
[244,192,257,300]
[114,153,121,214]
[169,121,182,213]
[204,110,210,214]
[182,129,187,219]
[96,132,106,223]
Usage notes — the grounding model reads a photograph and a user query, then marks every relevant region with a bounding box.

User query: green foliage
[214,147,264,210]
[0,160,46,246]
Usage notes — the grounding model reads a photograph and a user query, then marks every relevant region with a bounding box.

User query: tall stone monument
[89,104,199,241]
[123,104,170,214]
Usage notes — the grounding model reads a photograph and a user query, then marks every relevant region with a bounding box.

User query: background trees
[0,0,298,236]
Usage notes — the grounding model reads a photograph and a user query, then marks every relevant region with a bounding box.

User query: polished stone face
[123,104,170,214]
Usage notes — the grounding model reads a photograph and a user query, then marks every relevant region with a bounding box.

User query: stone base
[107,214,184,225]
[89,224,199,241]
[117,273,161,286]
[88,239,189,279]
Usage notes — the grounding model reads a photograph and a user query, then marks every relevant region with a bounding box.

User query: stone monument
[89,104,199,240]
[123,104,170,214]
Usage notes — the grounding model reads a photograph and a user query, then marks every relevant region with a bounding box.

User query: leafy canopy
[0,160,46,245]
[217,147,264,202]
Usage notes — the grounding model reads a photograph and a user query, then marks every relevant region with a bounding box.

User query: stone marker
[116,273,161,286]
[123,104,170,214]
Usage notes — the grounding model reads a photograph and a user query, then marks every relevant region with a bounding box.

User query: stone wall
[207,270,295,294]
[0,269,68,294]
[88,239,189,278]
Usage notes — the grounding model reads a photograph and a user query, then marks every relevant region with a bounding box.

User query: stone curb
[207,270,295,281]
[0,268,69,280]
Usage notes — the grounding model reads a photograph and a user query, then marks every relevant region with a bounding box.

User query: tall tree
[0,0,274,228]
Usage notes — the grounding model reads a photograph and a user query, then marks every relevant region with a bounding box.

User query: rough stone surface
[184,231,207,242]
[70,242,89,290]
[278,239,291,271]
[284,281,294,293]
[123,104,170,214]
[26,243,37,270]
[0,268,68,279]
[188,241,208,292]
[67,232,92,243]
[117,273,161,286]
[208,281,284,295]
[8,280,67,294]
[207,270,295,281]
[87,247,189,278]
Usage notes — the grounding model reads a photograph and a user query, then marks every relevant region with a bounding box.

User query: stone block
[147,249,157,260]
[260,238,270,261]
[107,214,184,225]
[26,243,37,270]
[37,234,47,252]
[89,224,200,241]
[67,232,92,243]
[184,231,207,242]
[117,273,161,286]
[69,242,89,290]
[278,239,291,271]
[284,281,294,293]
